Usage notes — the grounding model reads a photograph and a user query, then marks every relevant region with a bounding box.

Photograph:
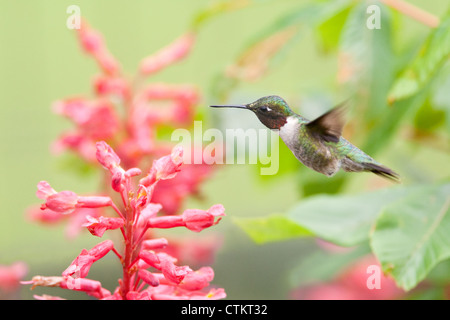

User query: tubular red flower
[52,98,92,122]
[182,204,225,232]
[88,240,115,260]
[125,167,142,177]
[138,269,159,287]
[135,203,163,231]
[145,204,225,232]
[60,277,103,294]
[111,170,125,192]
[44,191,78,214]
[147,215,184,229]
[37,181,114,215]
[138,251,160,269]
[76,196,113,208]
[93,75,129,100]
[138,251,191,284]
[82,215,124,237]
[26,205,65,224]
[179,267,214,291]
[36,181,57,199]
[51,132,97,163]
[141,238,168,251]
[81,101,120,140]
[53,99,119,140]
[140,146,184,187]
[62,240,114,278]
[96,141,121,170]
[77,20,120,75]
[158,257,192,284]
[62,250,95,278]
[139,32,195,75]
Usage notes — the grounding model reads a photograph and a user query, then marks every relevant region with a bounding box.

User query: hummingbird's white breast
[278,116,300,149]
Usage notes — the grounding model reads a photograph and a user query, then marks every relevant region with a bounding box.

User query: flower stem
[111,202,125,220]
[111,246,123,261]
[120,219,134,299]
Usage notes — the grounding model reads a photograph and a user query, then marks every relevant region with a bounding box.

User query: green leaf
[338,2,395,121]
[337,1,415,158]
[287,186,412,247]
[413,98,446,132]
[388,13,450,102]
[233,214,313,244]
[371,183,450,291]
[316,5,353,52]
[362,86,430,155]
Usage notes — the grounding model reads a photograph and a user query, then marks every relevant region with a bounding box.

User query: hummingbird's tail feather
[362,162,400,182]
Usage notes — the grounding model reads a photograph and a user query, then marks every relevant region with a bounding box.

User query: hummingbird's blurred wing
[305,102,347,143]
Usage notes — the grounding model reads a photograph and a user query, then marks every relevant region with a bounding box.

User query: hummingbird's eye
[259,106,271,112]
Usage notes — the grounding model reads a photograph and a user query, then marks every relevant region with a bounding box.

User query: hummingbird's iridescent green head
[210,95,294,130]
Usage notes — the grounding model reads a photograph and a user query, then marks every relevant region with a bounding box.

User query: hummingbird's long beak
[209,104,247,109]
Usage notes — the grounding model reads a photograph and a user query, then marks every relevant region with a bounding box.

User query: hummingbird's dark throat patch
[256,114,287,130]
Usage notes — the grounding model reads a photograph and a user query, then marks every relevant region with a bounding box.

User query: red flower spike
[27,17,225,299]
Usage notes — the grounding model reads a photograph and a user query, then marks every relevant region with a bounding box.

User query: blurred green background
[0,0,449,299]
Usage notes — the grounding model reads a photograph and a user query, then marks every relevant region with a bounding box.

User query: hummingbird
[210,95,399,181]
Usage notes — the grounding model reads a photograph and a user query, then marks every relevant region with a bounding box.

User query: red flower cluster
[47,19,211,216]
[23,142,226,300]
[23,20,227,299]
[27,20,215,243]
